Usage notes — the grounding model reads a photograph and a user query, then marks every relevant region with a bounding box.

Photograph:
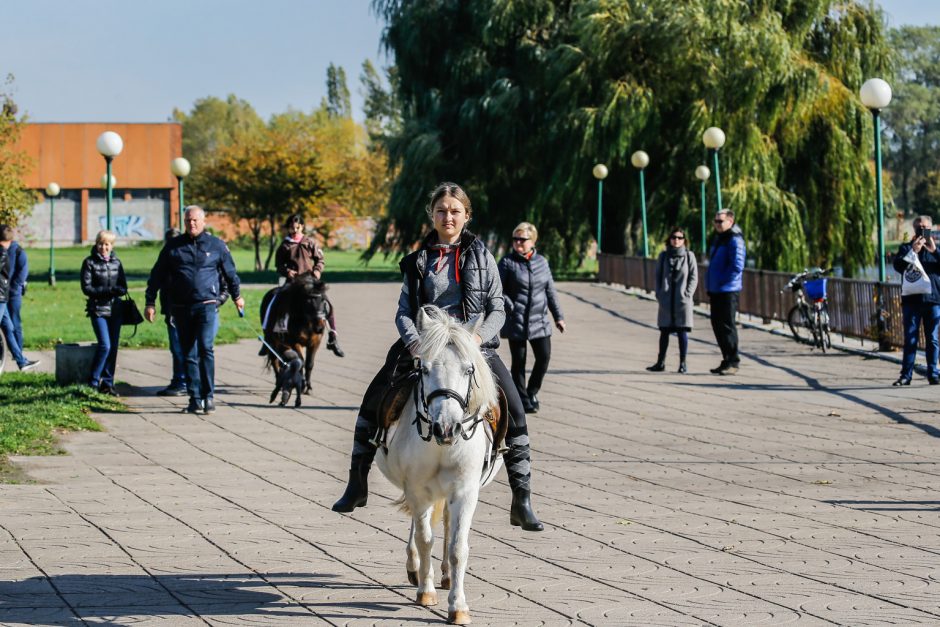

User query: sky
[1,0,937,124]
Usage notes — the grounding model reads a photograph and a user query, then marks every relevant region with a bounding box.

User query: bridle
[412,358,485,444]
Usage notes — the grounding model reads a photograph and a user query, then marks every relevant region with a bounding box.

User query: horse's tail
[391,495,445,527]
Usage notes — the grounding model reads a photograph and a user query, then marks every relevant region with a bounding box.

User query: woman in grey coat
[498,222,566,413]
[647,227,698,373]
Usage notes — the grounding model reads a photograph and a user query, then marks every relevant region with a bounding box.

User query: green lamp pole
[695,165,711,256]
[96,131,123,231]
[45,182,60,286]
[592,163,608,255]
[860,78,893,351]
[631,150,650,257]
[860,78,892,283]
[703,127,726,212]
[170,157,191,228]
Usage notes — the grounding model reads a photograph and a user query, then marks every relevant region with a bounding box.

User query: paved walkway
[2,282,940,626]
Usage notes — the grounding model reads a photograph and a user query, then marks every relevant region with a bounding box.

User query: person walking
[156,228,189,397]
[80,230,127,394]
[647,227,698,374]
[144,206,244,415]
[706,209,746,375]
[498,222,566,413]
[0,224,39,371]
[273,214,344,357]
[892,215,940,386]
[332,182,544,531]
[5,227,28,355]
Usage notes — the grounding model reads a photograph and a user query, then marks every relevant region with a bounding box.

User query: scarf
[429,242,461,283]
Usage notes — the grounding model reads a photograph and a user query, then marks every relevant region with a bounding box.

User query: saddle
[377,368,509,454]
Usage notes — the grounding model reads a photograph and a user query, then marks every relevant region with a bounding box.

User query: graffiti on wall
[98,215,155,239]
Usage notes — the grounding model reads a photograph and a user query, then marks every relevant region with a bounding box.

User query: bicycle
[784,267,832,351]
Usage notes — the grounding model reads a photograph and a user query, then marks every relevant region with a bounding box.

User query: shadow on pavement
[0,572,415,624]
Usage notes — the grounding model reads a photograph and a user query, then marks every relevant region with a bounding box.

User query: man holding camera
[892,215,940,386]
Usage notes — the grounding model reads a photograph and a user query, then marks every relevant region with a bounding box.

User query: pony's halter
[413,358,484,444]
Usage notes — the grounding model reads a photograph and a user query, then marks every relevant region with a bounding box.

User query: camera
[916,226,935,240]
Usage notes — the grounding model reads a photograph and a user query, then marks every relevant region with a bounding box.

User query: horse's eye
[421,366,430,375]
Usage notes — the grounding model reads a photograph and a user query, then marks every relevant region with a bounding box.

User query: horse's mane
[415,305,499,415]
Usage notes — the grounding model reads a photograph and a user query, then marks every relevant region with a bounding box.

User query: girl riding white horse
[376,305,501,624]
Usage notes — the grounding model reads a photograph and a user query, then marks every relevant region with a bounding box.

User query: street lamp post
[695,165,711,256]
[702,127,726,212]
[860,77,893,350]
[592,163,608,255]
[96,131,123,231]
[45,182,60,286]
[631,150,650,257]
[170,157,191,228]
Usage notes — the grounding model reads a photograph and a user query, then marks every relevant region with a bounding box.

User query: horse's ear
[417,306,432,333]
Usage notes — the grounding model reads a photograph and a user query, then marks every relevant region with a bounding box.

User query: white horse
[375,305,503,625]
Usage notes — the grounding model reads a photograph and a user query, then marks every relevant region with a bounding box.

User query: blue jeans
[174,303,218,401]
[90,313,122,387]
[8,293,23,356]
[900,302,940,379]
[165,318,189,389]
[0,302,26,367]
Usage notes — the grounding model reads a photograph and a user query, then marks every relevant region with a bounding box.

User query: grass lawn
[26,246,403,283]
[0,372,123,482]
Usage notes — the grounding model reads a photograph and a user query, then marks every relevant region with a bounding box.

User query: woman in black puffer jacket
[498,222,566,414]
[80,230,127,395]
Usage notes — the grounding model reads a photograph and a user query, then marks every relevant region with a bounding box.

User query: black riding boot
[327,330,345,358]
[332,415,376,512]
[504,431,544,531]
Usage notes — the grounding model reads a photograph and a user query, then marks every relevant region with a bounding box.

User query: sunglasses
[670,235,685,240]
[713,219,727,224]
[512,237,530,243]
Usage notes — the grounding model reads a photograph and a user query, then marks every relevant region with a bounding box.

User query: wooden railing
[598,253,904,348]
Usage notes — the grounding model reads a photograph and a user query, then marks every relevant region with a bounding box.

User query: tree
[360,60,403,141]
[172,94,265,172]
[370,0,892,275]
[324,63,352,119]
[197,127,327,270]
[883,26,940,215]
[0,75,37,226]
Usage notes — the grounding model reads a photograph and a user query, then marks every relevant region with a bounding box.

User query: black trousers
[708,291,740,366]
[508,337,552,403]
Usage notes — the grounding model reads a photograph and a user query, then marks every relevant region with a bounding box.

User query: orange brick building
[16,122,184,245]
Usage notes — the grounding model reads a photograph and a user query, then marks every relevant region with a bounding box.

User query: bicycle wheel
[787,304,813,344]
[813,310,826,352]
[819,307,832,350]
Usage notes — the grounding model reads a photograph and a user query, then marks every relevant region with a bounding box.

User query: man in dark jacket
[892,215,940,386]
[156,228,189,396]
[706,209,746,375]
[5,230,28,353]
[0,225,39,371]
[144,207,243,414]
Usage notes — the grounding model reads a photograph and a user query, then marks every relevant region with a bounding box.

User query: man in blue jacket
[144,207,244,414]
[0,225,39,371]
[891,215,940,386]
[706,209,746,375]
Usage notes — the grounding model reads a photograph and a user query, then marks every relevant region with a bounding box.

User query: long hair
[414,305,498,415]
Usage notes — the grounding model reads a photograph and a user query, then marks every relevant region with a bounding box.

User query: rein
[412,360,485,443]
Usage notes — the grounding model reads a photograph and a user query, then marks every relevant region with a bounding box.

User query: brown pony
[259,273,328,394]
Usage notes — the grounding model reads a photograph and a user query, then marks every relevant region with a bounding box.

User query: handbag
[120,294,144,336]
[901,249,933,297]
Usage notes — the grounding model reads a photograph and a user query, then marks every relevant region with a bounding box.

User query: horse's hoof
[416,591,438,606]
[440,576,451,590]
[448,610,471,625]
[407,570,418,586]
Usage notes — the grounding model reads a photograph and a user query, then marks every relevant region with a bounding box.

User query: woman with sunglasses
[647,227,698,374]
[498,222,566,414]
